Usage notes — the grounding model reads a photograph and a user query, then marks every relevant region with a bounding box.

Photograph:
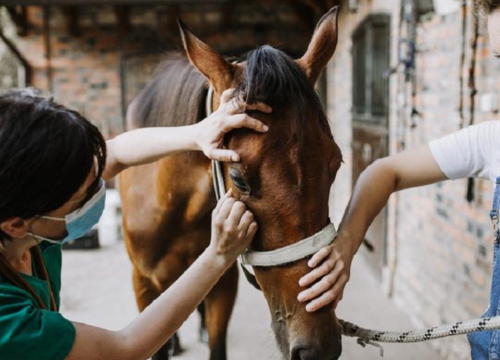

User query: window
[352,14,390,122]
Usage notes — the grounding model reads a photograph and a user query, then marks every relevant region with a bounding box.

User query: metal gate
[351,14,391,277]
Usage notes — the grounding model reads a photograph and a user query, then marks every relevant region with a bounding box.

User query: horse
[119,6,343,360]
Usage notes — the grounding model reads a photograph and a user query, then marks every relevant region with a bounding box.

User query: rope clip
[356,338,385,357]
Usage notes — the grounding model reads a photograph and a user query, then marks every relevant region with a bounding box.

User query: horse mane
[233,45,329,141]
[129,52,207,129]
[129,46,329,138]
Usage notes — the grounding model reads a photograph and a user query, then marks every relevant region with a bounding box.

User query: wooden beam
[114,5,131,35]
[222,0,236,30]
[2,0,228,5]
[6,6,28,36]
[61,6,80,37]
[0,28,32,84]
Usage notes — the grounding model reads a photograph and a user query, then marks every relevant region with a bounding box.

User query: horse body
[120,55,238,360]
[120,7,343,360]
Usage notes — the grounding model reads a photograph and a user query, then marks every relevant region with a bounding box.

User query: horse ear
[296,6,339,85]
[178,19,235,94]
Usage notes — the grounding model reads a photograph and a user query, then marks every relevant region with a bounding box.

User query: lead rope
[340,316,500,357]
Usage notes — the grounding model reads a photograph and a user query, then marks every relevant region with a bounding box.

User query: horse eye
[229,169,251,195]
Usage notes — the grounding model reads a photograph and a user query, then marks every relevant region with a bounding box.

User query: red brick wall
[327,1,500,359]
[9,4,311,138]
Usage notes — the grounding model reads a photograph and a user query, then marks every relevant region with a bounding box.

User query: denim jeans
[468,176,500,360]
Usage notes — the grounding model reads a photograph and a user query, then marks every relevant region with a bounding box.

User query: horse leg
[132,267,183,359]
[203,263,239,360]
[197,302,208,344]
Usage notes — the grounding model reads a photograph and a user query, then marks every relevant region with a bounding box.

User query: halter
[205,86,336,288]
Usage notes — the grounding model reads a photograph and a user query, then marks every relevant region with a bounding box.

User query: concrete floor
[60,241,447,360]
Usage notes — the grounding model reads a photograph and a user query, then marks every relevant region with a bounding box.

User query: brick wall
[327,1,500,359]
[7,4,312,138]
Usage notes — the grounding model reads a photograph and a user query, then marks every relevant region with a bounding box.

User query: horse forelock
[233,45,328,142]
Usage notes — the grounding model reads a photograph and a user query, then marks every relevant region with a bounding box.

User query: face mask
[29,179,106,244]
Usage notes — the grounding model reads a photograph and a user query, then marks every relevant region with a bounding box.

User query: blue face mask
[29,179,106,244]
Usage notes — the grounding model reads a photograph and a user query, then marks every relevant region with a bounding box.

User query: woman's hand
[297,234,356,312]
[196,89,272,162]
[208,189,258,267]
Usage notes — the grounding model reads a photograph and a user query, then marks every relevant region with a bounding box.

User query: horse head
[180,7,343,360]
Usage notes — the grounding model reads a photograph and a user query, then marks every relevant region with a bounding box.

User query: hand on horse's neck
[0,239,35,275]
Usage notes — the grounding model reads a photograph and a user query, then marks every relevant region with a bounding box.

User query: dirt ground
[59,241,447,360]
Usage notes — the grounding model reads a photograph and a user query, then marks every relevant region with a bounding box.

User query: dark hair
[232,45,329,144]
[0,89,107,241]
[474,0,500,14]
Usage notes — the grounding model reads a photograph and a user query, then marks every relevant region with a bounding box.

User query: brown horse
[119,6,343,360]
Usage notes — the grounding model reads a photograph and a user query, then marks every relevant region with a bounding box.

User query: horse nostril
[290,337,342,360]
[290,346,321,360]
[290,346,309,360]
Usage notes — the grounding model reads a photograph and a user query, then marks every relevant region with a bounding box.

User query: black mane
[233,45,328,134]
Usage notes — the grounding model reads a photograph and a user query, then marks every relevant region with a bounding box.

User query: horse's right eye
[229,169,251,195]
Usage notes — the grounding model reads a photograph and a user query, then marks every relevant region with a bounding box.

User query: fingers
[217,89,271,133]
[298,267,348,312]
[245,102,272,114]
[213,189,232,214]
[297,265,341,303]
[299,256,334,287]
[246,221,258,238]
[227,201,247,228]
[239,210,257,237]
[220,89,272,114]
[220,88,234,104]
[220,113,269,134]
[214,191,236,222]
[207,149,240,162]
[304,281,345,312]
[307,245,333,268]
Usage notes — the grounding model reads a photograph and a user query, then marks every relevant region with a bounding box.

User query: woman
[299,0,500,358]
[0,88,271,360]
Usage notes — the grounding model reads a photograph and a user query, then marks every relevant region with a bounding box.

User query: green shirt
[0,243,76,360]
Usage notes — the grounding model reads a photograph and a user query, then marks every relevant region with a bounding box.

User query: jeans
[468,176,500,360]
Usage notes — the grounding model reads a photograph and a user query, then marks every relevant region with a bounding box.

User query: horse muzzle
[290,335,342,360]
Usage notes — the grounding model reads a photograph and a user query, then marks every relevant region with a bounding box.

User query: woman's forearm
[120,248,228,359]
[67,192,256,360]
[337,159,398,255]
[338,145,447,255]
[69,248,232,360]
[107,126,199,169]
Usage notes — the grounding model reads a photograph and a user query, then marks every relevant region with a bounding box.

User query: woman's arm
[297,144,447,311]
[66,190,257,360]
[103,90,271,180]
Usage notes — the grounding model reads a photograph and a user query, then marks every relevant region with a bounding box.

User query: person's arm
[66,190,257,360]
[103,89,271,180]
[297,145,447,311]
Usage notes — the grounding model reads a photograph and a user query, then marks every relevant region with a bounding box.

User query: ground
[59,241,447,360]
